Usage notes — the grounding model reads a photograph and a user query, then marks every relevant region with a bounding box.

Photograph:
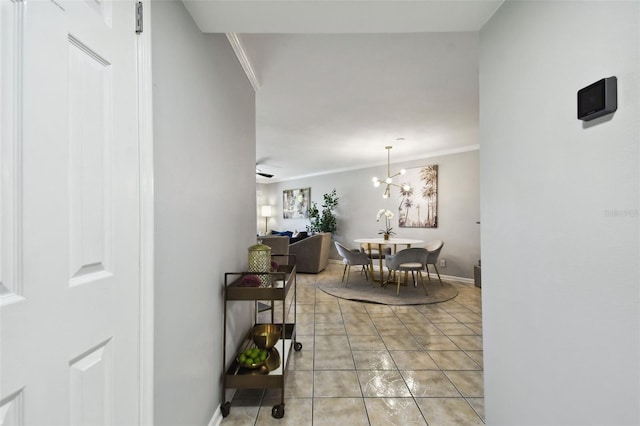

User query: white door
[1,0,141,424]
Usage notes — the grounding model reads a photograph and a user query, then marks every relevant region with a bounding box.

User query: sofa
[258,232,331,274]
[256,235,290,266]
[266,230,309,244]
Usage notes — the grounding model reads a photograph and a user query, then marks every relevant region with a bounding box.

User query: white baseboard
[209,388,237,426]
[439,274,474,284]
[208,409,222,426]
[208,406,223,426]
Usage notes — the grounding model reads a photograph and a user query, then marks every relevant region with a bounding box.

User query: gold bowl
[236,349,270,370]
[251,324,282,349]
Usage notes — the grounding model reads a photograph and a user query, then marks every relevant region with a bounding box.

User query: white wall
[151,2,256,424]
[480,1,639,424]
[260,149,480,279]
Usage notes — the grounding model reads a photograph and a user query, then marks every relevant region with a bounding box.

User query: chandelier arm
[374,145,408,198]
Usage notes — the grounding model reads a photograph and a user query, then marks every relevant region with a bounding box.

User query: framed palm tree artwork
[397,165,438,228]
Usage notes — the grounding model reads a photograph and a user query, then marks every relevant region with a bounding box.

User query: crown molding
[267,144,480,183]
[226,33,260,92]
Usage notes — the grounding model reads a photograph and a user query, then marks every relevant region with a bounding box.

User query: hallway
[221,262,484,425]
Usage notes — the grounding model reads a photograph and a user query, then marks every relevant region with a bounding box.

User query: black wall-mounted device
[577,76,617,121]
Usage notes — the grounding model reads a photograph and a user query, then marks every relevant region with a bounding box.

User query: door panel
[69,339,113,425]
[1,0,140,424]
[0,0,25,305]
[68,34,113,287]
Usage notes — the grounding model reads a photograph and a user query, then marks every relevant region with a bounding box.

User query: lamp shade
[261,205,272,217]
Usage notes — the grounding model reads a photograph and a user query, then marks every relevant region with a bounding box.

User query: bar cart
[221,257,302,419]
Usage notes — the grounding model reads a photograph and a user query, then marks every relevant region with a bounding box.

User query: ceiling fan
[256,159,276,179]
[256,167,274,179]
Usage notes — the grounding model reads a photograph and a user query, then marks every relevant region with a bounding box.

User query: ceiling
[182,0,504,182]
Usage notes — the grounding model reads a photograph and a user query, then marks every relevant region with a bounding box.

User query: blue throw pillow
[271,230,294,237]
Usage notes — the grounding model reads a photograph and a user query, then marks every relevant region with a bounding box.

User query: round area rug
[318,276,458,305]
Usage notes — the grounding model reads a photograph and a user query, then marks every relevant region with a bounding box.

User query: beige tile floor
[221,263,484,425]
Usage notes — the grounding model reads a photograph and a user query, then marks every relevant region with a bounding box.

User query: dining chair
[425,240,444,285]
[385,248,429,296]
[360,244,391,259]
[334,242,373,287]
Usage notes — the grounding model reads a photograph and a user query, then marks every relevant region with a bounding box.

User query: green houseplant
[307,189,339,233]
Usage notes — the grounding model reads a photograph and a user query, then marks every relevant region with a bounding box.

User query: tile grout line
[248,265,484,425]
[340,293,372,425]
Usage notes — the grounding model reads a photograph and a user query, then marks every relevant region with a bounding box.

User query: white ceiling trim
[186,1,505,33]
[226,33,260,91]
[265,144,480,184]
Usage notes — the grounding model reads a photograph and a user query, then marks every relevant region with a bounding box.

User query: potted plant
[376,209,395,240]
[307,189,339,233]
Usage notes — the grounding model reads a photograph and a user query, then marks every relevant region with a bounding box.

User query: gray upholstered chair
[425,240,444,285]
[359,244,391,260]
[289,232,332,273]
[257,235,290,265]
[335,242,372,287]
[385,248,429,296]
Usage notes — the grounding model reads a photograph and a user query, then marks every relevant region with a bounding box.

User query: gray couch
[257,235,289,256]
[258,232,331,273]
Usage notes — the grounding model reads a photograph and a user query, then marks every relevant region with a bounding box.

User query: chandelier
[372,146,410,198]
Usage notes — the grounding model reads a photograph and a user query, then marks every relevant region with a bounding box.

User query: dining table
[354,237,424,285]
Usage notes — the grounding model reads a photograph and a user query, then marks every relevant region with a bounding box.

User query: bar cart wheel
[221,401,231,417]
[272,403,285,419]
[294,342,303,351]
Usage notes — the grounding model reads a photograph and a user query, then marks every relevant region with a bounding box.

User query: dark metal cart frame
[221,257,302,419]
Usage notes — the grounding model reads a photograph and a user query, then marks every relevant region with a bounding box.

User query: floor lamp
[261,205,272,235]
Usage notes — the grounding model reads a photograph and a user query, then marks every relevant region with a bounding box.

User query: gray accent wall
[151,2,256,424]
[480,1,639,424]
[259,149,480,280]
